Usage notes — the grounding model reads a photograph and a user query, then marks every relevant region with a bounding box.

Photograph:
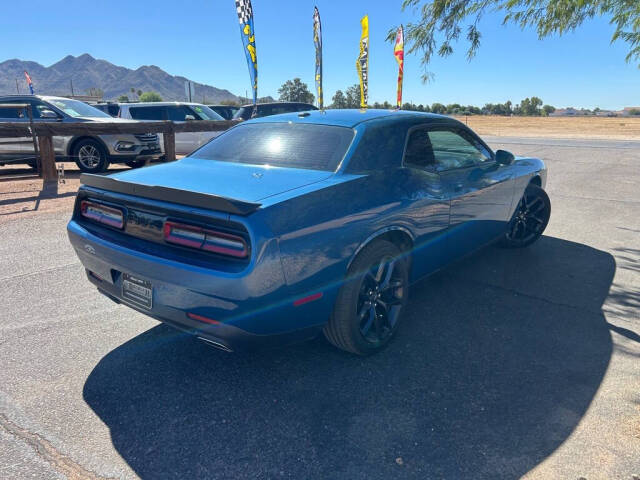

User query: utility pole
[70,78,75,96]
[15,78,19,94]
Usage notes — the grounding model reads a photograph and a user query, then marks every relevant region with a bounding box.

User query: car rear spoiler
[80,174,261,216]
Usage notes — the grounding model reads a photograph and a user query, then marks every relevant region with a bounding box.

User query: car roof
[242,108,455,128]
[118,102,209,107]
[239,102,316,108]
[0,95,71,102]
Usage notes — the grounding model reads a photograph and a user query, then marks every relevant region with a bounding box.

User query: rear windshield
[191,123,355,171]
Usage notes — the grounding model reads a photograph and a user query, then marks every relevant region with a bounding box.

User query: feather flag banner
[313,7,323,109]
[235,0,258,110]
[356,15,369,109]
[394,25,404,108]
[24,71,34,95]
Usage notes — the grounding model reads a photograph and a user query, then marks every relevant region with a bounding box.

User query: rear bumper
[67,220,332,351]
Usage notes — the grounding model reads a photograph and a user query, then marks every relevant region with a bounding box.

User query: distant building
[550,108,588,117]
[621,107,640,116]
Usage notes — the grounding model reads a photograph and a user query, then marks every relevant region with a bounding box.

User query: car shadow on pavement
[83,236,615,479]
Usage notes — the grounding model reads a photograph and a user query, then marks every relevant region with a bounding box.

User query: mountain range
[0,54,260,104]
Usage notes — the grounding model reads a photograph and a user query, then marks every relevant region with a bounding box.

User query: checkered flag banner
[235,0,253,25]
[235,0,258,108]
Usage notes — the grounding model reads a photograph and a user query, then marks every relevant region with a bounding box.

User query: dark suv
[92,102,121,117]
[233,102,318,121]
[207,105,239,120]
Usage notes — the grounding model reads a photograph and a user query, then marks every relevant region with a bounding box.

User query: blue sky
[1,0,637,109]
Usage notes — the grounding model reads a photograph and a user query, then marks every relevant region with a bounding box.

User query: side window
[404,128,435,168]
[0,100,27,120]
[428,129,492,171]
[347,122,407,172]
[256,106,271,117]
[129,106,165,120]
[270,106,289,115]
[166,106,195,121]
[31,102,57,119]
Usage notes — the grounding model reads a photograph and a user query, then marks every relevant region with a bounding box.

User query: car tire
[324,240,409,355]
[499,183,551,248]
[125,159,147,169]
[73,139,109,173]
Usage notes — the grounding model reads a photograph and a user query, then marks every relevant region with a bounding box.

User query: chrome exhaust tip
[197,337,233,352]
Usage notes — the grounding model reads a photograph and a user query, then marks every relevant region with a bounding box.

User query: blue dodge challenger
[67,109,550,355]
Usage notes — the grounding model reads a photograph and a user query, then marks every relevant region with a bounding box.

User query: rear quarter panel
[256,168,447,303]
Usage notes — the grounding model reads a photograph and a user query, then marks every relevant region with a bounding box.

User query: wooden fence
[0,117,237,187]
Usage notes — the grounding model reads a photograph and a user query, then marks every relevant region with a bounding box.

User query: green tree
[519,97,544,116]
[431,102,446,114]
[138,91,163,102]
[542,105,556,116]
[330,90,348,109]
[117,95,130,102]
[391,1,640,81]
[278,78,315,104]
[628,108,640,115]
[344,84,362,108]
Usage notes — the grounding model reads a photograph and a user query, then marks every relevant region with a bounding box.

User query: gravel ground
[0,137,639,479]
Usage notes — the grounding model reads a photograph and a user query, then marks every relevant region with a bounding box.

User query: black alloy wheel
[324,240,409,355]
[357,256,405,344]
[502,183,551,248]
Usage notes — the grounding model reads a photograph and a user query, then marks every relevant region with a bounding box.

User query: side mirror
[495,149,515,165]
[184,114,196,121]
[40,109,60,120]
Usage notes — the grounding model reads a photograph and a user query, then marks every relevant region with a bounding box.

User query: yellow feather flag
[356,15,369,109]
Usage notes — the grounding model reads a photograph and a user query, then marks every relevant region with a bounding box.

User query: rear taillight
[80,200,124,229]
[163,221,248,258]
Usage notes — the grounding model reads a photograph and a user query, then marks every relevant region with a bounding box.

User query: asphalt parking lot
[1,136,639,479]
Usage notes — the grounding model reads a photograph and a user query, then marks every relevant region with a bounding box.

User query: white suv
[118,102,225,155]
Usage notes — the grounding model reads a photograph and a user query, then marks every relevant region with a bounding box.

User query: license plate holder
[122,273,153,310]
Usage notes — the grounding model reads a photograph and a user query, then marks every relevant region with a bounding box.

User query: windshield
[191,123,355,171]
[190,104,224,120]
[46,98,111,118]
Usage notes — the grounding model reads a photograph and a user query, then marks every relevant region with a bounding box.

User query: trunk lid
[105,157,333,204]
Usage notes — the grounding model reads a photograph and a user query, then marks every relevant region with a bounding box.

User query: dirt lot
[453,115,640,140]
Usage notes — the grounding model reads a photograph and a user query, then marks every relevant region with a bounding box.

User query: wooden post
[163,124,176,162]
[25,105,41,176]
[38,135,57,186]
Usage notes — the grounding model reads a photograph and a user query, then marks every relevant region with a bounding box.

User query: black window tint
[428,129,491,170]
[347,122,407,172]
[191,123,354,171]
[0,100,27,119]
[233,107,252,120]
[404,129,435,168]
[166,106,195,121]
[129,106,165,120]
[256,106,270,117]
[269,106,290,115]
